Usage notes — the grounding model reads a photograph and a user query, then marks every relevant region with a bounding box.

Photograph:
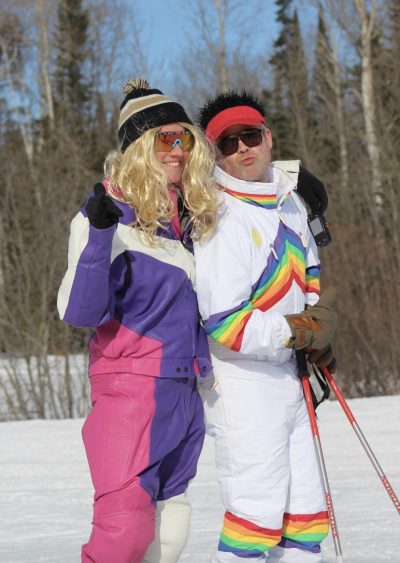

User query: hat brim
[205,106,265,142]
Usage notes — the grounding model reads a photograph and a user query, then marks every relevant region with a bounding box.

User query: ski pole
[321,367,400,516]
[296,351,344,562]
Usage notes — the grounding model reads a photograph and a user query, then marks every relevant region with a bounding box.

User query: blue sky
[134,0,281,94]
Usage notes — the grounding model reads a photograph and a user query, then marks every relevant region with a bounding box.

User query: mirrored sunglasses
[155,130,195,152]
[217,128,263,157]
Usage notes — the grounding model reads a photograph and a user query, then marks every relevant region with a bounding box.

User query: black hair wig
[197,90,267,130]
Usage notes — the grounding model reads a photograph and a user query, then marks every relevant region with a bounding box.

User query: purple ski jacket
[57,188,212,379]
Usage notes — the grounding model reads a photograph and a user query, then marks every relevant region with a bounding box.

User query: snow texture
[0,395,399,562]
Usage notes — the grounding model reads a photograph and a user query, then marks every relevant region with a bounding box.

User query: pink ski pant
[81,372,205,563]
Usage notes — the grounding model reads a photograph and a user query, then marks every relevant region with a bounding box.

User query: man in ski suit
[194,90,337,562]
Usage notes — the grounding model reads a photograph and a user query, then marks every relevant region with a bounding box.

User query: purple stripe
[278,537,321,553]
[306,265,321,276]
[63,224,116,327]
[139,377,205,501]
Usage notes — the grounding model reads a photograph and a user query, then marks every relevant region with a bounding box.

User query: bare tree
[320,0,383,208]
[310,0,400,396]
[0,0,146,421]
[313,8,349,190]
[35,0,56,132]
[172,0,269,115]
[354,0,381,195]
[0,7,35,167]
[214,0,229,92]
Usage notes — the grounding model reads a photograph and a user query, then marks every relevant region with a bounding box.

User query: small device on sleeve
[307,213,332,247]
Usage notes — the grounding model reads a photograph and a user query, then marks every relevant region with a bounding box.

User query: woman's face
[154,123,191,184]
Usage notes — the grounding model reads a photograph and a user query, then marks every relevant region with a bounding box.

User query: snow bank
[0,396,399,562]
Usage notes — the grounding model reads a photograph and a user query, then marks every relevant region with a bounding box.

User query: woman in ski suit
[57,78,219,563]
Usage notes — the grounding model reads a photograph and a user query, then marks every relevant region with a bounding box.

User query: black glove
[297,166,328,215]
[85,183,122,229]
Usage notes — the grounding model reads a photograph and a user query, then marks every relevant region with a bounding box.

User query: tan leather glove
[284,287,337,351]
[307,345,337,373]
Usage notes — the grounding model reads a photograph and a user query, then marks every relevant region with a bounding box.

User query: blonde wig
[105,123,220,244]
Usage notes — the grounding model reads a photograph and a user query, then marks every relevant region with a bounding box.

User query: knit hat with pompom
[118,77,192,152]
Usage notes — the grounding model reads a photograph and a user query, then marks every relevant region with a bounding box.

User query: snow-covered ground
[0,395,399,562]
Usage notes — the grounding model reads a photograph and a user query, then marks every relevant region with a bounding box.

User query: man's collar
[214,165,278,195]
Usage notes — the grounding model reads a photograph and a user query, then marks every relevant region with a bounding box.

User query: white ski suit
[194,162,329,562]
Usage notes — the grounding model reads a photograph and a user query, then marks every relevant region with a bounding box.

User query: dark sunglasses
[217,128,263,157]
[155,130,195,152]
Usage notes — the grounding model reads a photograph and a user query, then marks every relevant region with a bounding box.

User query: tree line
[0,0,399,420]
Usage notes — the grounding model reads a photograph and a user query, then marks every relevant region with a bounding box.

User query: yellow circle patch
[251,228,262,246]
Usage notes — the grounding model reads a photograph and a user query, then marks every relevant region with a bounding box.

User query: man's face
[217,124,273,182]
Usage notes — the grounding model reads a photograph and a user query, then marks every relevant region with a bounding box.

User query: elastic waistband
[89,355,212,379]
[208,340,294,364]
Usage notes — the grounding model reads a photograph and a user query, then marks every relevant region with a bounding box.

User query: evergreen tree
[311,8,341,176]
[89,92,117,171]
[288,11,313,166]
[53,0,90,135]
[265,0,296,160]
[261,77,293,161]
[267,1,312,164]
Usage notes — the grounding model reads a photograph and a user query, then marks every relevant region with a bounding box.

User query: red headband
[205,106,265,142]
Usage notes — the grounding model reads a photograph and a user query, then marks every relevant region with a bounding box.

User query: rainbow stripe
[279,511,329,552]
[305,266,321,296]
[205,224,306,351]
[218,511,281,556]
[224,187,277,209]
